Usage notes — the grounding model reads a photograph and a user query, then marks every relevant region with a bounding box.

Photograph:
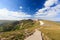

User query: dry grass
[39,20,60,40]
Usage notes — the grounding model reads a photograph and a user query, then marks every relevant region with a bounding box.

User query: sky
[0,0,60,21]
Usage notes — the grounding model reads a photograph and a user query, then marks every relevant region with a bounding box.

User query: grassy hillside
[0,19,38,40]
[39,20,60,40]
[0,19,60,40]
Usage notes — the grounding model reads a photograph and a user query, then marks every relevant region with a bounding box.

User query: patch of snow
[39,21,44,25]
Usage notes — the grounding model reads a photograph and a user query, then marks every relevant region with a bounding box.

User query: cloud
[40,17,60,21]
[35,0,60,21]
[35,5,60,17]
[44,0,58,7]
[0,8,31,20]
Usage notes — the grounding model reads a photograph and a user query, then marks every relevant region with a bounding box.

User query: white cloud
[40,17,60,21]
[44,0,58,7]
[0,8,31,20]
[35,7,50,15]
[35,0,60,21]
[35,4,60,17]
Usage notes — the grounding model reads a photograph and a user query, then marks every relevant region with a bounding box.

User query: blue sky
[0,0,46,14]
[0,0,60,21]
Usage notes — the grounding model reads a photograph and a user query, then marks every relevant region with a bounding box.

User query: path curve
[24,29,42,40]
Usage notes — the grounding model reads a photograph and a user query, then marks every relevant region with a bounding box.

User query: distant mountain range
[0,20,18,24]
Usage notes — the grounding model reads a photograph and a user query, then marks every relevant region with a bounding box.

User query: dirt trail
[24,29,42,40]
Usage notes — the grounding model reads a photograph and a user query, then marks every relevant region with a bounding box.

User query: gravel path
[24,29,42,40]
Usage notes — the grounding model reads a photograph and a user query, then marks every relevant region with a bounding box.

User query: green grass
[0,19,37,40]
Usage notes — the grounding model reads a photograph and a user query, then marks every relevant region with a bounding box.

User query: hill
[0,19,38,40]
[38,20,60,40]
[0,19,60,40]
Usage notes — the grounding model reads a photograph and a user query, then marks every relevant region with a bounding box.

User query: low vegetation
[0,19,38,40]
[39,20,60,40]
[0,19,60,40]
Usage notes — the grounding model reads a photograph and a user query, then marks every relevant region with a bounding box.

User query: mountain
[0,20,18,25]
[0,19,60,40]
